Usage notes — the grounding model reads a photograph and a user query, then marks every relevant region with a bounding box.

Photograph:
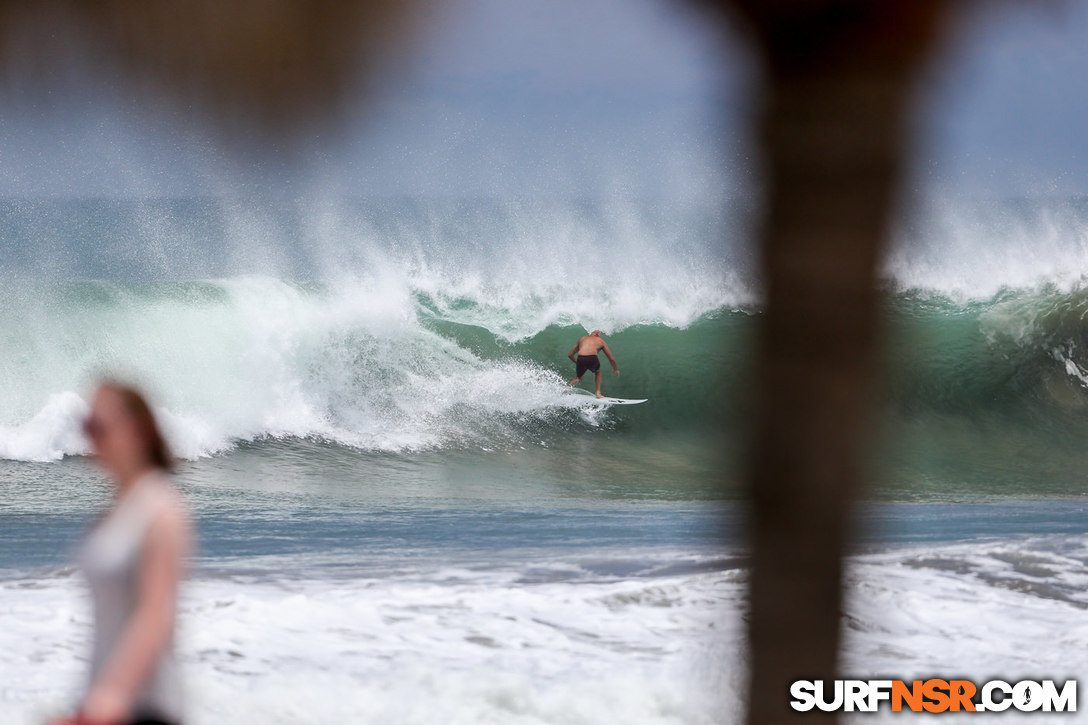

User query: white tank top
[79,471,187,723]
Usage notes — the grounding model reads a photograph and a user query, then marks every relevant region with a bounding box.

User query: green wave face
[876,288,1088,498]
[419,284,1088,499]
[420,311,749,429]
[9,276,1088,500]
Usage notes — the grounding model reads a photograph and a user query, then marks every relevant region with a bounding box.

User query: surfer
[567,330,620,398]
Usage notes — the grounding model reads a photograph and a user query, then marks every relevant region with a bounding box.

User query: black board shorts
[576,354,601,377]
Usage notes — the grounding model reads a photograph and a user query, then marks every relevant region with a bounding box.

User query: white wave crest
[0,276,654,462]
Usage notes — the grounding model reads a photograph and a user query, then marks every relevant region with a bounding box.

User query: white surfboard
[582,396,648,406]
[568,389,648,405]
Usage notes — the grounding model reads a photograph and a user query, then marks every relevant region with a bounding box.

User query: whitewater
[0,197,741,463]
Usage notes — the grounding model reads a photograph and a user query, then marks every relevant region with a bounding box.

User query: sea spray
[1,196,739,461]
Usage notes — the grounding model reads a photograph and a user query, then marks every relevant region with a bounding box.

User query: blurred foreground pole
[720,2,947,721]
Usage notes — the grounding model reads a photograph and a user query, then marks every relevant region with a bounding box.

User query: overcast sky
[0,0,1084,199]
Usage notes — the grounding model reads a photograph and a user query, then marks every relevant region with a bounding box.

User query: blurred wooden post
[717,2,947,721]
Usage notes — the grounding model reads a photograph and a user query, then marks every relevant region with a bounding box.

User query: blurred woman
[62,383,190,725]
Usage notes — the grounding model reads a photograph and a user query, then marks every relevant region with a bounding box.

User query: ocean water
[2,197,1088,723]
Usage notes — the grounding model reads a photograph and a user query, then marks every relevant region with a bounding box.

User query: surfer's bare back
[567,330,619,398]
